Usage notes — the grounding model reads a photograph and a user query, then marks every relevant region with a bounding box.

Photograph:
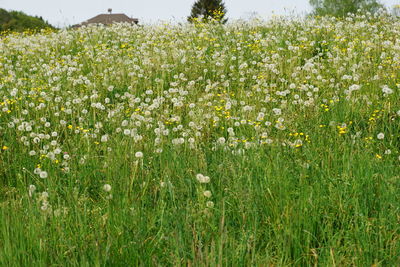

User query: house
[73,9,138,27]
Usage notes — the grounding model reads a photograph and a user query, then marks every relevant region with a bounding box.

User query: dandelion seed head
[206,201,214,208]
[103,184,112,192]
[39,171,48,179]
[196,174,210,183]
[203,190,212,198]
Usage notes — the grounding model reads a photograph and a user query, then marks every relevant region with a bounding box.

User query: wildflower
[349,84,360,92]
[28,185,36,197]
[265,138,273,144]
[381,85,393,95]
[217,137,226,144]
[101,135,108,142]
[103,184,112,192]
[377,133,384,140]
[275,123,286,130]
[196,174,210,183]
[41,203,49,211]
[135,151,143,158]
[203,190,212,198]
[39,171,48,179]
[272,108,281,115]
[206,201,214,208]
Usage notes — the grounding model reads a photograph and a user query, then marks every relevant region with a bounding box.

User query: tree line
[188,0,390,23]
[0,8,54,32]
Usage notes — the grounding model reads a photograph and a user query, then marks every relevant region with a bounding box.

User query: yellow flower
[2,145,8,150]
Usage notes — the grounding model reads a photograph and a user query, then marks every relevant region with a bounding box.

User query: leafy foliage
[0,8,54,32]
[188,0,227,23]
[309,0,384,17]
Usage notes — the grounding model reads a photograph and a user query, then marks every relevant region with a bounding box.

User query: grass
[0,14,399,266]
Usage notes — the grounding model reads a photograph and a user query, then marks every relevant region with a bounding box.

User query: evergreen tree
[309,0,384,17]
[188,0,227,23]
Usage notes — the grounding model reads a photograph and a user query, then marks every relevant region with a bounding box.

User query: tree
[188,0,227,23]
[309,0,384,17]
[0,8,55,32]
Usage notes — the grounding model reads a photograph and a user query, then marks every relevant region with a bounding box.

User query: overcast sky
[1,0,399,27]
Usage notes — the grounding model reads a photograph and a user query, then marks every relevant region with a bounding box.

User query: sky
[0,0,399,28]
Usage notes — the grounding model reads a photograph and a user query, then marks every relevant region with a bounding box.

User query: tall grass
[0,14,399,266]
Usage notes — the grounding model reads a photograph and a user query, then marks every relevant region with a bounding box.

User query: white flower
[39,171,48,179]
[217,137,226,144]
[275,123,286,130]
[382,85,393,95]
[206,201,214,208]
[196,174,210,183]
[28,185,36,197]
[349,84,360,92]
[377,133,385,140]
[103,184,112,192]
[135,151,143,158]
[203,190,212,198]
[101,134,108,142]
[272,108,281,115]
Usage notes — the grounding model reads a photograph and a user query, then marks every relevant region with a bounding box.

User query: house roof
[77,13,138,27]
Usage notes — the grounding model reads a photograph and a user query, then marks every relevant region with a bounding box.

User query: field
[0,14,399,266]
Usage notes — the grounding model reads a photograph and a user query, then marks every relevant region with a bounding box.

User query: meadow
[0,13,399,266]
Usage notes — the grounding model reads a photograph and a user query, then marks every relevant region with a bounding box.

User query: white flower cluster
[0,13,397,207]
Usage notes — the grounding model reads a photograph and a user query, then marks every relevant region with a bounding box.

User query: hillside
[0,8,54,32]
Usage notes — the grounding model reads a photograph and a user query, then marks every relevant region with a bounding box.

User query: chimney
[108,8,112,14]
